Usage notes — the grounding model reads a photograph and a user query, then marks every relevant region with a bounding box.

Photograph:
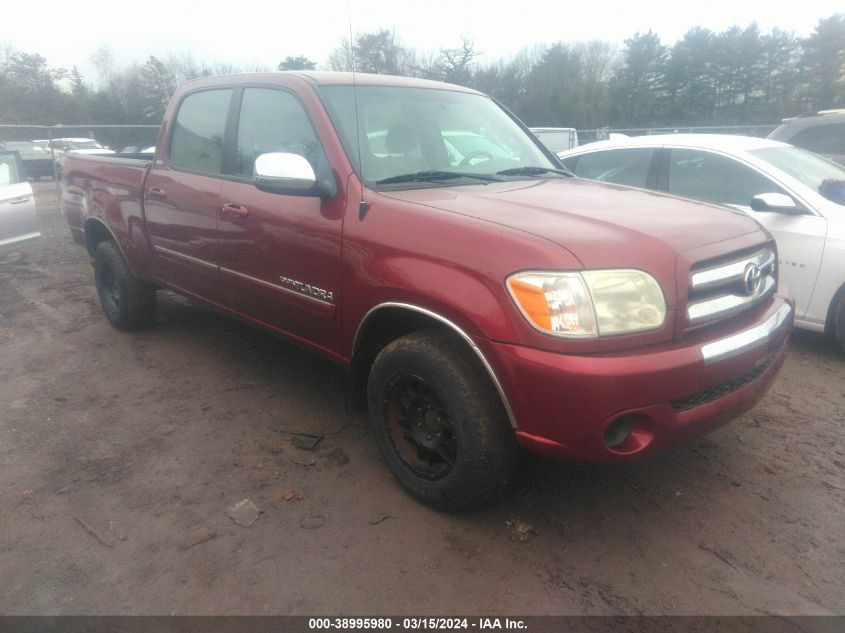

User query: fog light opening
[604,416,634,449]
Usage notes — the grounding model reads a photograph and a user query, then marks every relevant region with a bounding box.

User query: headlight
[507,270,666,338]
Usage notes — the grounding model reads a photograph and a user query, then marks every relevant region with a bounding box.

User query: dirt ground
[1,181,843,616]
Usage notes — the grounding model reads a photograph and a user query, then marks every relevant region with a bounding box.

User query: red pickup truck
[63,72,794,509]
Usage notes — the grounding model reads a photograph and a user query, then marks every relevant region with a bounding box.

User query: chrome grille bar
[687,246,777,327]
[688,276,776,324]
[691,248,775,291]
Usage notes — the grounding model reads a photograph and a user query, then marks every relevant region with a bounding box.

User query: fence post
[49,126,63,199]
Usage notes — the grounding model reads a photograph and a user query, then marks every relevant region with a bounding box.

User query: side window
[790,123,845,155]
[560,155,579,172]
[667,149,785,207]
[169,89,233,174]
[0,153,22,186]
[573,148,654,188]
[235,88,321,177]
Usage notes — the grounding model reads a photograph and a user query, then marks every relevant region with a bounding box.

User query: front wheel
[94,240,157,330]
[367,330,516,510]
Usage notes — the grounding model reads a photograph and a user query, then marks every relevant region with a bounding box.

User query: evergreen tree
[800,13,845,109]
[611,31,667,127]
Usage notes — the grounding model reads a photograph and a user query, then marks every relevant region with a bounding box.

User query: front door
[217,87,344,350]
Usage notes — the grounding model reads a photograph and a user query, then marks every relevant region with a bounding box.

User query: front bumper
[478,293,793,463]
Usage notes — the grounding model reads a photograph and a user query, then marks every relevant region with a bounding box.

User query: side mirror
[750,192,807,215]
[254,152,335,199]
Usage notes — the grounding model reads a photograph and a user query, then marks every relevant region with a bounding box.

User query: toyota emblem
[743,264,762,295]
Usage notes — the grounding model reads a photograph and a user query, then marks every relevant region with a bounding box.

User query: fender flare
[353,301,518,429]
[83,217,139,277]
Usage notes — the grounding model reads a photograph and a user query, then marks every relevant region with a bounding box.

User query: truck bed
[62,153,152,265]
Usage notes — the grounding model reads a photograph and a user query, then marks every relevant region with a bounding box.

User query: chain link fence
[0,125,160,180]
[1,122,780,180]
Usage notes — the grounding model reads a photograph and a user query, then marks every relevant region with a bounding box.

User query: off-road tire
[94,240,156,330]
[367,330,516,511]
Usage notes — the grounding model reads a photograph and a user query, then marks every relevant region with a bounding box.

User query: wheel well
[84,219,114,259]
[350,307,448,409]
[351,306,492,412]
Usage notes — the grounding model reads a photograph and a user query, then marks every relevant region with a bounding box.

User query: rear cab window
[168,89,233,174]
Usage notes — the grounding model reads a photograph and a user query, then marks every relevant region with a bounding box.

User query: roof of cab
[180,71,480,94]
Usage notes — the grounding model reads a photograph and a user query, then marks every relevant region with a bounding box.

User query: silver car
[0,151,40,251]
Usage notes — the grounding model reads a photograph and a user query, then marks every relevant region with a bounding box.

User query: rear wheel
[94,240,156,330]
[367,330,516,510]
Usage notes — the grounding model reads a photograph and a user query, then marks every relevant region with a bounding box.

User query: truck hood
[379,177,764,269]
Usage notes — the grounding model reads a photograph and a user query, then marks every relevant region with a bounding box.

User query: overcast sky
[5,0,843,83]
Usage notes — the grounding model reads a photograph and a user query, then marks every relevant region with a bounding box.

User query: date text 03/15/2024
[307,618,527,630]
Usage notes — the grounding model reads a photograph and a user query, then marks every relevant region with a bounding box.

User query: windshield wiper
[496,166,573,177]
[375,170,504,185]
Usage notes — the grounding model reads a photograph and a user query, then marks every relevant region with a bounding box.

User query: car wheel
[367,330,516,510]
[94,241,156,330]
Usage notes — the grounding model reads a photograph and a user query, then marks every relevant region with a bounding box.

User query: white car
[0,151,40,251]
[558,134,845,346]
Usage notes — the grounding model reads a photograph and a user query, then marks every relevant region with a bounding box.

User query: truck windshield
[317,85,557,187]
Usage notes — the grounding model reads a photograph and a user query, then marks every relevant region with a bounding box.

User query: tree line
[1,13,843,129]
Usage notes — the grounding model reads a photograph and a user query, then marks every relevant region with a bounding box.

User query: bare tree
[90,45,115,85]
[438,36,481,84]
[326,29,412,75]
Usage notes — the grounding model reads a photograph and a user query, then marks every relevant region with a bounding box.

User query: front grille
[671,355,775,411]
[686,246,777,328]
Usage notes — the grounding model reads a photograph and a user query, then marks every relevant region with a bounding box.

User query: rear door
[217,86,344,350]
[144,88,234,303]
[0,152,39,249]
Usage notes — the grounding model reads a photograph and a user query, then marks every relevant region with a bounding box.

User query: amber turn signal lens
[506,278,552,330]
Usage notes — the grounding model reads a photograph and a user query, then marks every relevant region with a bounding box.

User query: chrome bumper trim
[700,303,792,364]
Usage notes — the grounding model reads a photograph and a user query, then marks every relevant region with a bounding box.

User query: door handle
[147,187,167,200]
[9,196,31,205]
[221,203,249,218]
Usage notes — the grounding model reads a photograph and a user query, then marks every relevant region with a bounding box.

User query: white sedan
[0,150,40,251]
[558,134,845,347]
